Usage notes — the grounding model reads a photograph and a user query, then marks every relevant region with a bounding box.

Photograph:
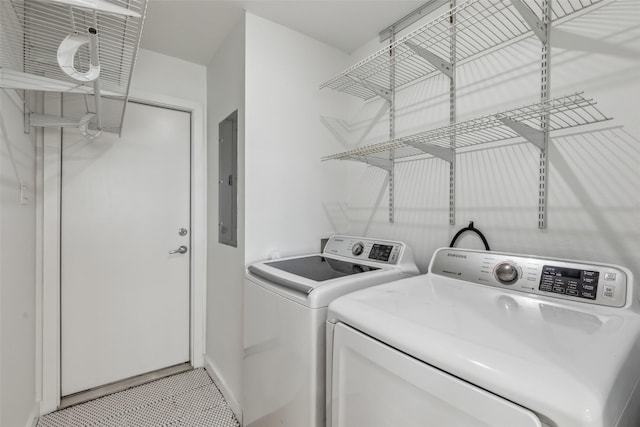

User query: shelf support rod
[538,0,552,229]
[449,0,457,226]
[87,21,103,132]
[509,0,548,44]
[405,41,453,79]
[497,117,545,150]
[404,142,454,163]
[347,75,392,102]
[387,28,396,223]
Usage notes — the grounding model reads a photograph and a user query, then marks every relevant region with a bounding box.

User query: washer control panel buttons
[494,262,520,284]
[604,285,615,298]
[430,248,629,308]
[351,242,365,256]
[540,265,599,300]
[323,236,405,265]
[368,244,395,262]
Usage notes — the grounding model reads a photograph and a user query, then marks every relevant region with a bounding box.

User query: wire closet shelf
[0,0,147,135]
[322,93,612,164]
[319,0,603,100]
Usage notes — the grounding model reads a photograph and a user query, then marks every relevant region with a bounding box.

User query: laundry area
[1,0,639,426]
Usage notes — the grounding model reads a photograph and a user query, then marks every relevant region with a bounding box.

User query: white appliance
[243,235,419,427]
[326,247,640,427]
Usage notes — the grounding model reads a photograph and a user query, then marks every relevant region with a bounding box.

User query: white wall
[327,1,640,279]
[205,17,245,417]
[131,49,207,104]
[0,90,38,426]
[203,11,350,417]
[244,13,351,263]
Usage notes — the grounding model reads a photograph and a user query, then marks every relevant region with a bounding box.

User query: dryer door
[329,323,542,427]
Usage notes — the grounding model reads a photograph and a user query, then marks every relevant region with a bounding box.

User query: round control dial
[494,262,520,285]
[352,242,365,256]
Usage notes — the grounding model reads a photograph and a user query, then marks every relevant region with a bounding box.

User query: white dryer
[326,247,640,427]
[243,235,419,427]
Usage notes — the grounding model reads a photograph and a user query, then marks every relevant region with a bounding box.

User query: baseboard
[204,355,242,425]
[27,401,40,427]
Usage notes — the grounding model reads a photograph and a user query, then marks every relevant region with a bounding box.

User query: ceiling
[139,0,427,65]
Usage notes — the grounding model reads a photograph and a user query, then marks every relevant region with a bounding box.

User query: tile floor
[37,368,240,427]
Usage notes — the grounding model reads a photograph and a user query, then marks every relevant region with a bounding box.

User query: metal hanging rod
[322,93,611,163]
[320,0,603,100]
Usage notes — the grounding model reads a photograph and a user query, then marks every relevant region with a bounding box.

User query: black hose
[449,221,491,251]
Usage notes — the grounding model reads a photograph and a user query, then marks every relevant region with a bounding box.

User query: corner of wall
[204,354,242,424]
[26,402,40,427]
[205,11,247,418]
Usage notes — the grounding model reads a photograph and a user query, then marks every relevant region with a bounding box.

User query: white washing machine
[243,235,419,427]
[326,247,640,427]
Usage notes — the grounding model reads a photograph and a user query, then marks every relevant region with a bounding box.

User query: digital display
[369,244,393,262]
[539,265,599,300]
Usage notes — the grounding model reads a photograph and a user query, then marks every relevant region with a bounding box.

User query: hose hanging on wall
[449,221,491,251]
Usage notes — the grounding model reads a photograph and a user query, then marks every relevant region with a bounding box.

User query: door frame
[38,90,207,414]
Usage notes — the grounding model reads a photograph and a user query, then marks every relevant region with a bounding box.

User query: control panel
[323,235,404,265]
[430,248,629,308]
[539,266,599,300]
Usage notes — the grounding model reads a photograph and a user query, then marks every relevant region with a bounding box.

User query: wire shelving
[0,0,147,135]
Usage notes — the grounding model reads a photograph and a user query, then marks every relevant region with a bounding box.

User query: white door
[330,323,542,427]
[61,102,191,396]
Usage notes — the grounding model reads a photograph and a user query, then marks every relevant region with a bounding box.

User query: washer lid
[263,255,379,283]
[248,255,383,295]
[327,274,640,427]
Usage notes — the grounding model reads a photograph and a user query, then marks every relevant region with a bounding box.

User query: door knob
[169,245,188,254]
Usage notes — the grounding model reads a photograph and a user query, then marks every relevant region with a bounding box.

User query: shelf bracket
[497,117,545,150]
[509,0,548,44]
[347,75,392,101]
[404,142,454,163]
[346,155,393,173]
[405,41,454,79]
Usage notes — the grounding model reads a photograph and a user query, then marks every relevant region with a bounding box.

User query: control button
[581,291,596,299]
[604,272,617,281]
[567,289,579,296]
[553,286,565,294]
[583,284,594,291]
[352,242,364,256]
[494,262,519,285]
[604,285,615,298]
[540,284,553,291]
